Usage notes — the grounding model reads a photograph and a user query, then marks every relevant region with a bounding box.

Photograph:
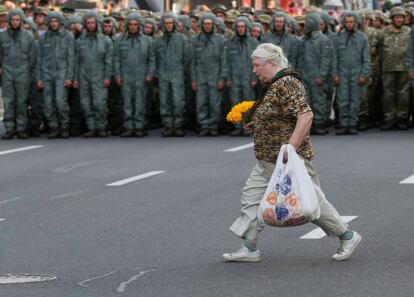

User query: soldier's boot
[2,131,15,140]
[70,127,81,136]
[380,122,396,131]
[209,128,219,137]
[97,130,108,138]
[47,128,60,139]
[83,130,97,138]
[29,130,41,137]
[397,120,409,131]
[121,129,134,137]
[312,125,328,135]
[162,127,174,137]
[230,128,243,137]
[336,126,348,136]
[174,128,186,137]
[348,126,358,135]
[17,131,29,139]
[357,114,370,131]
[111,128,121,136]
[61,129,70,139]
[198,128,209,137]
[134,129,148,137]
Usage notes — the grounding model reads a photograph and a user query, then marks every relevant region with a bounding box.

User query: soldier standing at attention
[191,13,227,137]
[0,9,36,140]
[37,12,75,139]
[378,7,410,130]
[74,13,113,138]
[333,12,370,135]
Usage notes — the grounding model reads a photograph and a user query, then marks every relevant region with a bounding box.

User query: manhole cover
[0,274,57,284]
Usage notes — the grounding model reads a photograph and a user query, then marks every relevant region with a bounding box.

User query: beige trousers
[229,159,348,240]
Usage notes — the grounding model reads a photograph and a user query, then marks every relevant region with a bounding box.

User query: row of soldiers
[1,5,414,139]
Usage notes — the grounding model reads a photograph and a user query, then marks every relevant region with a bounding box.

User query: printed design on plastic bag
[263,208,276,225]
[265,173,306,226]
[266,192,278,205]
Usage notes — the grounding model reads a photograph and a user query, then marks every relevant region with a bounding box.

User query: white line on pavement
[0,145,43,156]
[117,269,156,293]
[77,271,117,288]
[399,174,414,184]
[224,142,254,152]
[54,159,110,174]
[300,216,358,239]
[50,190,88,201]
[106,171,165,187]
[0,219,5,223]
[0,197,21,205]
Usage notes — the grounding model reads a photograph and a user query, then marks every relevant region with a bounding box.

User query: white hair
[251,43,289,68]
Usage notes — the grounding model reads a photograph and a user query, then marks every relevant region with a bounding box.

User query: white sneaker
[223,246,261,262]
[332,231,362,261]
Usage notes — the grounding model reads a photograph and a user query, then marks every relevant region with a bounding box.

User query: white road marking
[0,197,21,205]
[399,174,414,184]
[117,269,156,293]
[54,159,109,173]
[300,216,358,239]
[50,190,88,201]
[0,219,5,222]
[224,142,254,152]
[0,145,43,156]
[77,271,117,288]
[0,274,56,284]
[106,171,165,187]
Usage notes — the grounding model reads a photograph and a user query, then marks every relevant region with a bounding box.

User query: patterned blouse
[251,69,314,162]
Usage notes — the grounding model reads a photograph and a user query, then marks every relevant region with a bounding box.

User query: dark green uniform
[0,9,36,139]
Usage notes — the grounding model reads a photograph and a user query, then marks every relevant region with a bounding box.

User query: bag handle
[280,144,295,164]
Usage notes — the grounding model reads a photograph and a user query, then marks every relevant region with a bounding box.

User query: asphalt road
[0,128,413,297]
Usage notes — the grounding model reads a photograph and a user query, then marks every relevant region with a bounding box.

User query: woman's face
[252,57,274,84]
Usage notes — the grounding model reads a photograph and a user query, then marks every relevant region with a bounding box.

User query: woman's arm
[289,111,313,151]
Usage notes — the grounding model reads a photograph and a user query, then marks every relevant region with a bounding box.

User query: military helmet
[390,6,406,18]
[0,5,8,16]
[257,14,272,25]
[189,11,199,19]
[405,7,414,17]
[374,10,385,21]
[212,5,227,15]
[241,6,255,15]
[34,7,48,17]
[225,14,235,24]
[365,11,375,20]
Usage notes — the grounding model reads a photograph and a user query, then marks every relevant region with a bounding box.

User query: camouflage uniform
[377,8,411,129]
[361,18,382,128]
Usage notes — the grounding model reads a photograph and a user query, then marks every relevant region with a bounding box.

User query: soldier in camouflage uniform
[212,5,234,40]
[377,7,411,130]
[361,11,382,129]
[320,11,338,128]
[256,14,271,34]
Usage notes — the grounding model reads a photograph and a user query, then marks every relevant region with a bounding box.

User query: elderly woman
[223,44,361,262]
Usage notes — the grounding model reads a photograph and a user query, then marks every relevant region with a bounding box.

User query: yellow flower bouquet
[226,100,255,123]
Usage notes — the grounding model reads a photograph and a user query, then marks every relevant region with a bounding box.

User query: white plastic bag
[258,144,320,227]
